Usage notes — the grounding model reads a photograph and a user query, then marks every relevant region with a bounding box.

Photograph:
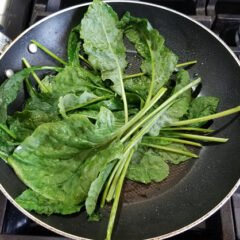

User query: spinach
[58,91,111,118]
[48,65,106,96]
[120,12,178,103]
[0,129,17,155]
[127,151,169,184]
[16,189,82,215]
[148,70,192,136]
[148,142,192,164]
[0,1,239,239]
[9,112,122,205]
[80,0,128,122]
[86,160,117,215]
[0,67,58,124]
[124,76,151,99]
[186,96,219,127]
[67,26,81,66]
[8,94,59,141]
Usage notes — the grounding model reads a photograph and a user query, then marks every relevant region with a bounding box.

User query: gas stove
[0,0,240,240]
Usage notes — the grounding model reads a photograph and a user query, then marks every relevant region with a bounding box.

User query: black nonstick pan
[0,1,240,239]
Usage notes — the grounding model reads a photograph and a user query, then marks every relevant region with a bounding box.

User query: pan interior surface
[0,1,240,240]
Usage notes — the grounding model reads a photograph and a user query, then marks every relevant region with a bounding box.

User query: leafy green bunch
[0,0,239,239]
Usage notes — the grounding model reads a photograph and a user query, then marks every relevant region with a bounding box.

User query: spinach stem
[22,58,49,93]
[105,107,176,204]
[125,106,171,152]
[106,149,134,240]
[100,159,122,208]
[105,106,172,206]
[121,71,129,124]
[31,40,67,65]
[123,72,145,80]
[173,133,228,143]
[106,158,125,202]
[24,76,36,97]
[172,106,240,126]
[0,124,16,140]
[107,107,173,205]
[119,87,167,138]
[141,143,198,158]
[90,85,113,94]
[145,47,155,105]
[79,54,92,67]
[162,127,213,133]
[143,136,202,147]
[176,60,197,68]
[121,78,201,143]
[65,95,111,112]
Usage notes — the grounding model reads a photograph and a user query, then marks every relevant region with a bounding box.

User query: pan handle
[0,26,11,55]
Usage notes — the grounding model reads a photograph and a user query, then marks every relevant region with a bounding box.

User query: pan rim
[0,1,240,239]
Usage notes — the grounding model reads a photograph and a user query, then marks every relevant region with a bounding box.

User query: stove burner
[220,25,240,46]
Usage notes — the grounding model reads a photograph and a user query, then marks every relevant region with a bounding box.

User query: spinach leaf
[186,96,219,127]
[77,92,141,113]
[67,26,81,66]
[88,212,102,222]
[84,97,124,111]
[16,189,82,215]
[95,107,117,132]
[58,91,112,118]
[80,0,127,96]
[127,151,169,184]
[127,142,191,184]
[0,129,17,156]
[86,160,117,215]
[9,110,121,205]
[49,66,104,96]
[120,12,178,97]
[0,67,52,124]
[124,76,151,99]
[8,94,59,141]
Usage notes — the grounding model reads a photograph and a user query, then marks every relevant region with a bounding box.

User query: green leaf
[80,0,129,123]
[127,151,169,184]
[95,107,117,131]
[86,160,116,215]
[186,96,219,127]
[80,0,127,95]
[84,97,123,111]
[9,113,121,205]
[148,70,192,136]
[67,26,81,66]
[0,68,40,124]
[58,91,112,117]
[0,129,17,155]
[16,189,82,215]
[124,76,151,100]
[49,66,104,96]
[166,70,192,119]
[0,66,60,129]
[120,12,178,100]
[8,94,59,141]
[88,212,102,222]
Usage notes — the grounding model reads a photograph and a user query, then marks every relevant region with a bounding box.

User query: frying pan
[0,1,240,239]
